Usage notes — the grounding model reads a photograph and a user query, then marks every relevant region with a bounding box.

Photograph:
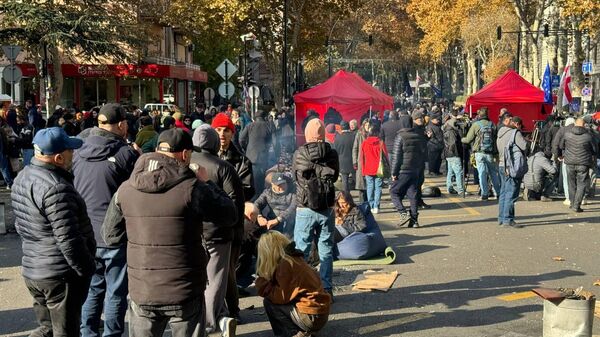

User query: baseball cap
[98,103,127,124]
[33,127,83,155]
[157,128,193,153]
[271,173,287,186]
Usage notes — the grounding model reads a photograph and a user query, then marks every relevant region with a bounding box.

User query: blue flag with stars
[541,63,552,104]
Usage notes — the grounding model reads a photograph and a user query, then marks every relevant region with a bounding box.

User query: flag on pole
[416,70,422,101]
[403,72,413,97]
[560,61,572,107]
[430,83,442,98]
[541,63,552,104]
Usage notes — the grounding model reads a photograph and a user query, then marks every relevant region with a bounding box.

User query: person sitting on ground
[254,172,296,237]
[255,231,330,337]
[333,191,366,244]
[523,150,557,201]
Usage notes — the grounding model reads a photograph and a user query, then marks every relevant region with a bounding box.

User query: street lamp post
[282,0,288,107]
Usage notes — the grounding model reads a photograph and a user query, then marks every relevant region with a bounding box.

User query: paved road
[1,178,599,337]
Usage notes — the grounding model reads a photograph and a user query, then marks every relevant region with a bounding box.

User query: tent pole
[469,105,472,119]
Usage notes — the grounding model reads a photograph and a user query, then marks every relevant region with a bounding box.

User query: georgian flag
[560,62,572,107]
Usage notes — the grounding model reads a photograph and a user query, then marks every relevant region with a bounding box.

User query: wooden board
[352,271,399,292]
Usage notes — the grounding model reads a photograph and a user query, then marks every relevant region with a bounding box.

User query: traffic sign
[218,81,235,99]
[248,85,260,99]
[551,75,560,89]
[582,95,592,102]
[216,59,237,80]
[2,65,22,84]
[582,61,593,74]
[582,86,592,97]
[1,45,21,61]
[203,88,215,103]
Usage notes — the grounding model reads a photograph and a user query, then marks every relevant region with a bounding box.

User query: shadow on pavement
[0,307,36,336]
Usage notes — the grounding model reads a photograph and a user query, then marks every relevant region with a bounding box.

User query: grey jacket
[523,152,557,191]
[497,127,528,167]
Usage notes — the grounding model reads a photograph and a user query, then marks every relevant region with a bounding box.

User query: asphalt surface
[1,176,600,337]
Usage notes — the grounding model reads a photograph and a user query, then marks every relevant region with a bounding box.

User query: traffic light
[496,26,502,40]
[368,35,373,46]
[584,73,590,86]
[543,24,549,37]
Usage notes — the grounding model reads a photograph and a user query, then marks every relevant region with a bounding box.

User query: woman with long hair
[333,191,367,243]
[360,121,388,213]
[255,231,330,337]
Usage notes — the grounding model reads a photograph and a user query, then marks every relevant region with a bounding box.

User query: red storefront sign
[16,63,207,82]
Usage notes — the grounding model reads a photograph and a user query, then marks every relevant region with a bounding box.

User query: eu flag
[541,63,552,104]
[403,72,413,97]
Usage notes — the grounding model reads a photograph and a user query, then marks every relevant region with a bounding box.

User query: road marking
[356,312,434,334]
[446,197,481,216]
[497,291,537,301]
[376,213,468,222]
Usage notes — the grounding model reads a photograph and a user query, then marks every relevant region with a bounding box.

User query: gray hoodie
[496,126,528,167]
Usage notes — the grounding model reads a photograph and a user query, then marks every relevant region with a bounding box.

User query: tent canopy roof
[294,70,393,106]
[467,70,546,104]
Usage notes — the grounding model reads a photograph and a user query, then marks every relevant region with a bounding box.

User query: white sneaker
[372,208,379,214]
[219,317,237,337]
[582,198,588,205]
[563,199,571,206]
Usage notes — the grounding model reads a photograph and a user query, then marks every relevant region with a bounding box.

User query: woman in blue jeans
[360,122,388,214]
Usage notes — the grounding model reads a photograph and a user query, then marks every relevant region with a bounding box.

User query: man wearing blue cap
[11,127,96,337]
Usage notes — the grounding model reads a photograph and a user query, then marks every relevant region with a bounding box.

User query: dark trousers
[24,274,91,337]
[252,163,267,199]
[236,238,257,289]
[340,172,353,193]
[225,244,241,317]
[390,172,418,219]
[567,164,590,209]
[416,169,425,205]
[128,297,205,337]
[428,149,443,174]
[81,247,128,337]
[263,298,328,337]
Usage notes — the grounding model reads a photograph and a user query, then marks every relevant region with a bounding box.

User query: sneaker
[408,219,420,228]
[581,198,588,205]
[448,189,458,195]
[418,202,431,210]
[396,211,410,227]
[523,188,530,201]
[571,207,583,213]
[508,221,523,228]
[540,196,552,202]
[6,185,10,191]
[563,199,571,206]
[479,196,489,201]
[219,317,237,337]
[372,208,379,214]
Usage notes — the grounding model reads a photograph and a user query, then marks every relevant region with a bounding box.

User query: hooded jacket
[102,152,237,306]
[191,125,245,243]
[443,118,463,158]
[12,159,96,280]
[523,151,557,191]
[219,143,255,202]
[497,126,528,168]
[560,125,597,167]
[135,125,158,148]
[73,127,139,247]
[360,136,388,176]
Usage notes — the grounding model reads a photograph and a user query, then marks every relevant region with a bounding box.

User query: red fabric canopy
[465,70,553,131]
[294,70,393,143]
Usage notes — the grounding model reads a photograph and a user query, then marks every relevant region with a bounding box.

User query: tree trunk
[467,52,477,95]
[530,38,541,85]
[49,45,63,112]
[462,54,469,96]
[572,22,584,94]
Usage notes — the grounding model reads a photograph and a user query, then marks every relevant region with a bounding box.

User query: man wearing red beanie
[211,112,255,324]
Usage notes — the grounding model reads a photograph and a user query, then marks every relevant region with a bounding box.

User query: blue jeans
[498,168,522,224]
[446,157,464,193]
[562,162,569,200]
[294,208,334,290]
[22,149,34,166]
[81,247,128,337]
[474,153,501,197]
[364,175,382,210]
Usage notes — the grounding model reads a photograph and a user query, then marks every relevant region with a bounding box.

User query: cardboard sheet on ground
[595,303,600,318]
[333,247,396,267]
[351,270,398,292]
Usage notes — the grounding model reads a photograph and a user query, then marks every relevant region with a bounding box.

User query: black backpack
[303,161,336,211]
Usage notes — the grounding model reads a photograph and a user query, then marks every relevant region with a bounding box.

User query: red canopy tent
[465,70,553,131]
[294,70,393,143]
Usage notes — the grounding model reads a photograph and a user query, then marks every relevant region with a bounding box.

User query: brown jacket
[255,244,331,315]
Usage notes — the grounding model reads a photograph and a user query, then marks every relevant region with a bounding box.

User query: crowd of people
[5,97,600,337]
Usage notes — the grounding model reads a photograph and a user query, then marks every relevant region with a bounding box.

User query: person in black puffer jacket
[390,113,427,228]
[239,110,275,197]
[191,124,244,332]
[293,118,339,298]
[426,114,444,175]
[12,127,96,337]
[560,118,598,212]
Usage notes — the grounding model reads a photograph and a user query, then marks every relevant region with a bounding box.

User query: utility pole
[282,0,288,107]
